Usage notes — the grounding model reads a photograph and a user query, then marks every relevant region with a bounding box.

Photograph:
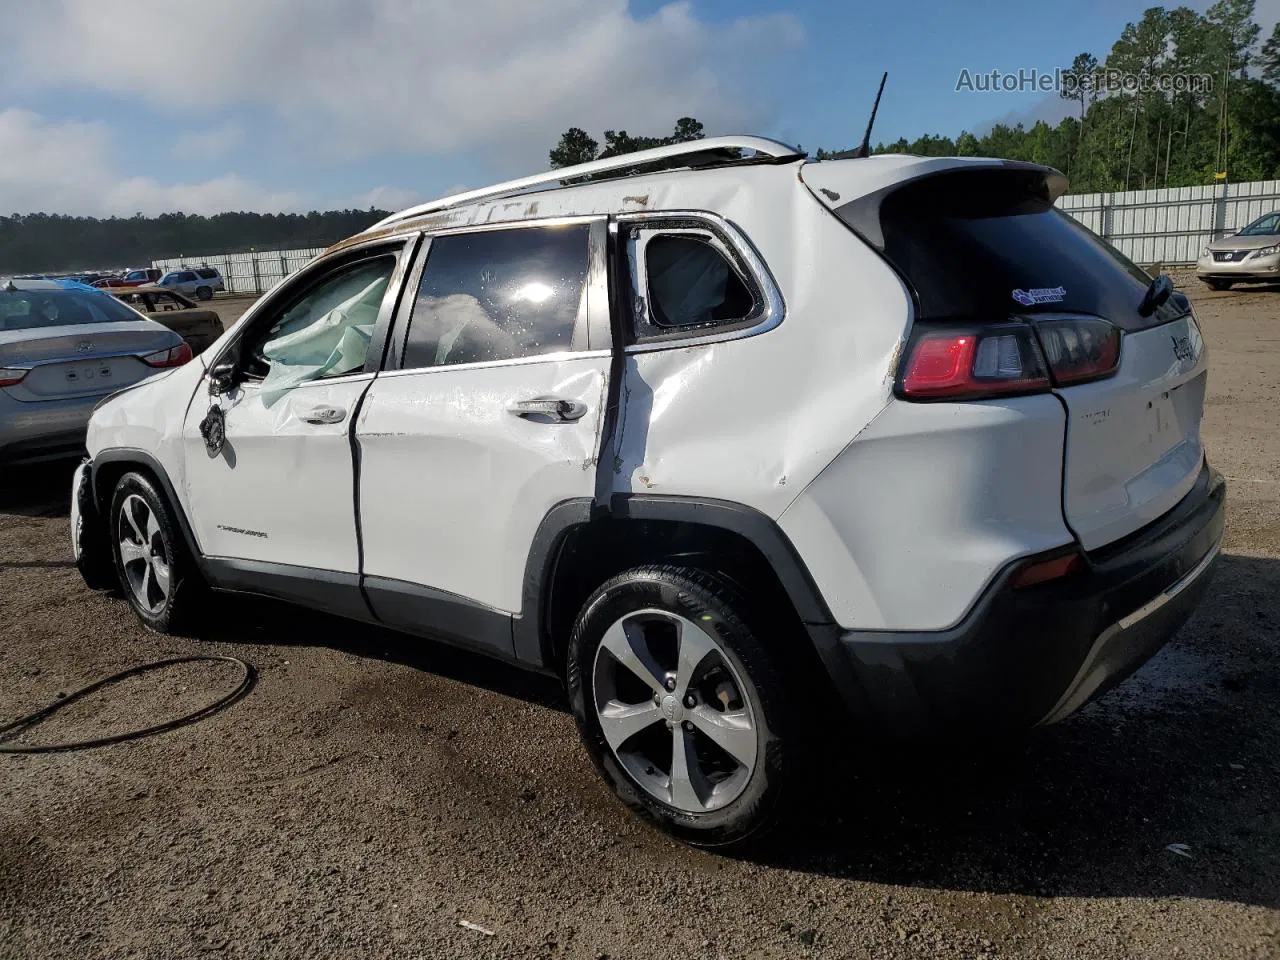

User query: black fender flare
[90,448,204,569]
[512,493,837,668]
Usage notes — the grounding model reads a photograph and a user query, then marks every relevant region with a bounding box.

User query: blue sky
[2,0,1276,216]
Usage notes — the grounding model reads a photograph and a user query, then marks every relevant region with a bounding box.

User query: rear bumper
[0,391,103,463]
[819,462,1226,736]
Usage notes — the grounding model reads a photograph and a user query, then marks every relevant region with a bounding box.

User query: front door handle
[300,405,347,425]
[507,397,588,422]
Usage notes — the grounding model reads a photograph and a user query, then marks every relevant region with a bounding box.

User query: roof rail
[365,135,803,233]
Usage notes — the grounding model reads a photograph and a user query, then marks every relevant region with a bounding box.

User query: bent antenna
[851,72,889,159]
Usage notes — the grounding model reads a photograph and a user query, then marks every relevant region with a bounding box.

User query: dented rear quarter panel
[606,169,912,519]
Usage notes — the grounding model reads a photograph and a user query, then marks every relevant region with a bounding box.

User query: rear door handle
[507,397,588,422]
[300,405,347,425]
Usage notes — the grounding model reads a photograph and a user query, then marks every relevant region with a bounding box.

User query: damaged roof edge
[365,135,804,233]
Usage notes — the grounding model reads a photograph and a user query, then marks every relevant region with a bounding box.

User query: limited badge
[198,404,226,456]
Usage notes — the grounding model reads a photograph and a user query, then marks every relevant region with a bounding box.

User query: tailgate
[1057,314,1207,549]
[809,162,1213,553]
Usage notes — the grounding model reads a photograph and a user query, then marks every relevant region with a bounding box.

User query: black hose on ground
[0,655,255,754]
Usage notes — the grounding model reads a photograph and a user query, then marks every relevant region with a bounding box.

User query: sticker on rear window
[1012,286,1066,306]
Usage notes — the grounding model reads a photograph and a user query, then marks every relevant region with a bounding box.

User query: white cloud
[171,122,246,161]
[0,108,298,215]
[11,0,804,168]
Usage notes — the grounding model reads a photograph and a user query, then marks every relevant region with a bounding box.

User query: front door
[355,220,610,654]
[181,238,416,615]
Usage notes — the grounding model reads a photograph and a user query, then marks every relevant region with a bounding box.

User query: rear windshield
[0,288,145,331]
[854,169,1158,327]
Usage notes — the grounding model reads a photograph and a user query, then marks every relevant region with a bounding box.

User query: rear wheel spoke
[690,706,756,768]
[598,619,667,695]
[597,701,662,751]
[673,617,718,697]
[668,726,708,811]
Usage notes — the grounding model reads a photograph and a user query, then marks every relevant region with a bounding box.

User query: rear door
[355,220,610,656]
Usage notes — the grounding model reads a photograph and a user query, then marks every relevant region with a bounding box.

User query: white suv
[158,267,224,300]
[71,137,1225,846]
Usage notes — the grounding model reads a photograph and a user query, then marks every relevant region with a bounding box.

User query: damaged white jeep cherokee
[72,137,1225,846]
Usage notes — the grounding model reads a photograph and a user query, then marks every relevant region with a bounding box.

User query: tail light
[900,324,1049,400]
[899,318,1121,401]
[1034,318,1121,385]
[0,367,28,387]
[141,342,193,368]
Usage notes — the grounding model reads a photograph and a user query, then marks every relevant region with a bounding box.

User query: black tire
[195,285,213,301]
[108,471,204,633]
[72,463,116,591]
[1204,278,1233,291]
[566,565,799,847]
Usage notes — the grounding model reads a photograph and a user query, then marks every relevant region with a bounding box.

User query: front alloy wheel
[109,471,203,633]
[117,493,171,614]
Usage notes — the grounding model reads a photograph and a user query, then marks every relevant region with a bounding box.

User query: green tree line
[551,0,1280,193]
[0,209,390,276]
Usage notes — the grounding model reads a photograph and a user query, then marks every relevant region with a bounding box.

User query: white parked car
[71,137,1225,846]
[158,267,224,301]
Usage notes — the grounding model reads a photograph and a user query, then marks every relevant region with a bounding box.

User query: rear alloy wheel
[195,285,214,301]
[567,566,795,847]
[109,472,202,633]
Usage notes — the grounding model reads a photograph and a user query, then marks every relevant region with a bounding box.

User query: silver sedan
[1196,211,1280,290]
[1,278,192,465]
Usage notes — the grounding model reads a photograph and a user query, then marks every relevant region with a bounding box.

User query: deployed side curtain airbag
[260,274,387,404]
[646,236,730,327]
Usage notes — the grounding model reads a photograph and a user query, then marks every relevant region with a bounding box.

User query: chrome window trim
[374,348,611,380]
[614,209,785,354]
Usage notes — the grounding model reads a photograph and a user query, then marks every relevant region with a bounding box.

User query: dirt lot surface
[2,286,1278,959]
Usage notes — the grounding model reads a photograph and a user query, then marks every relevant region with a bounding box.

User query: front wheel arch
[91,451,204,572]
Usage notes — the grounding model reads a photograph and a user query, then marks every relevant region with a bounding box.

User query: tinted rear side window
[401,225,588,369]
[196,268,218,279]
[854,170,1158,329]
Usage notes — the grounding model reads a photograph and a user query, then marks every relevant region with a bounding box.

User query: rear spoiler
[807,159,1068,250]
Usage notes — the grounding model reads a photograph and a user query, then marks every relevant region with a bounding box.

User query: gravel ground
[1,285,1278,959]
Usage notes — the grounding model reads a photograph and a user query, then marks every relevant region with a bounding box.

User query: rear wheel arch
[518,495,836,677]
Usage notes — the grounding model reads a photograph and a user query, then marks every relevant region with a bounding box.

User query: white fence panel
[1057,179,1280,265]
[152,247,326,295]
